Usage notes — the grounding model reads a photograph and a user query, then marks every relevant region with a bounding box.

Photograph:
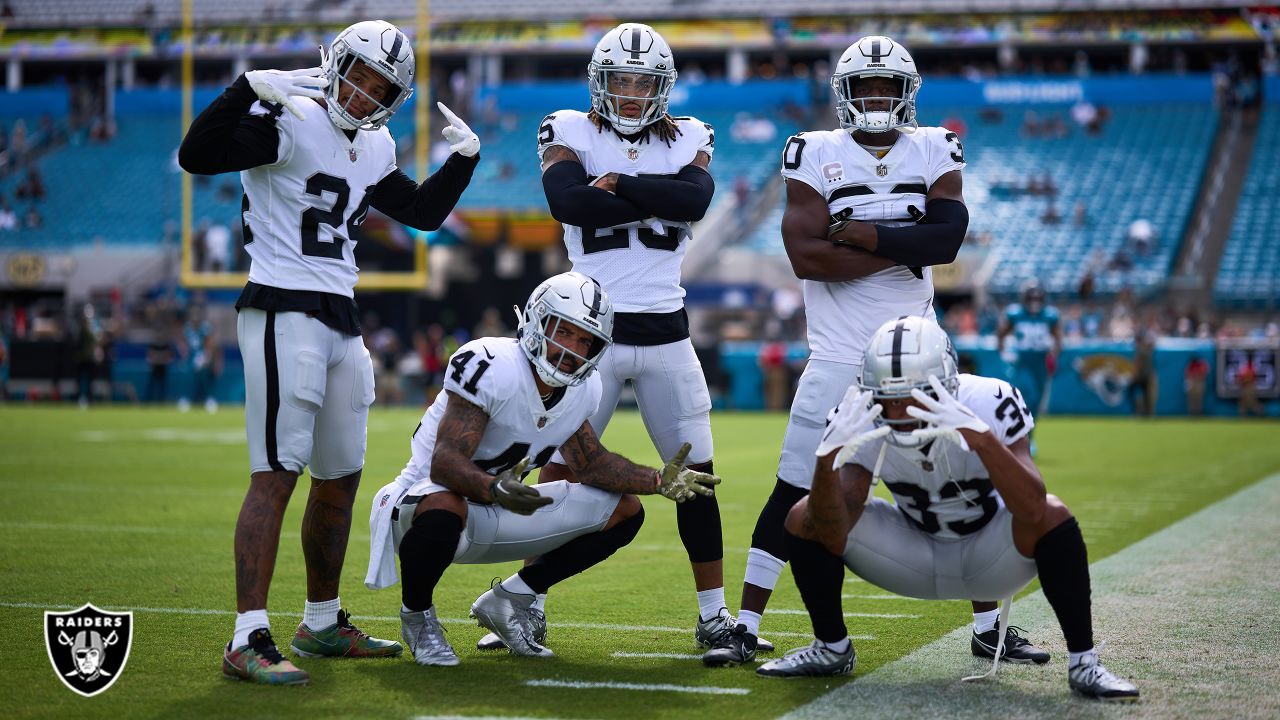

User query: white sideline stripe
[843,577,865,584]
[0,602,817,638]
[769,609,921,619]
[611,651,767,664]
[525,679,749,696]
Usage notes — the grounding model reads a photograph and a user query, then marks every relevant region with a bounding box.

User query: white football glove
[815,386,890,469]
[907,375,991,451]
[437,102,480,158]
[657,442,720,503]
[245,67,326,121]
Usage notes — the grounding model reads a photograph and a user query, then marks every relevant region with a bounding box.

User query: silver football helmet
[515,272,614,388]
[320,20,415,131]
[831,35,921,134]
[859,316,959,447]
[588,23,677,132]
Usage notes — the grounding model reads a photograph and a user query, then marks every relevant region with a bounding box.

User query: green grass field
[2,406,1278,719]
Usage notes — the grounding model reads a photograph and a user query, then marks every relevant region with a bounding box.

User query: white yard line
[780,471,1280,720]
[525,679,749,696]
[768,609,921,619]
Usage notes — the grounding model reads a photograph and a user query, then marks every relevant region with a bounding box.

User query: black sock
[786,530,847,643]
[519,507,644,594]
[398,509,463,612]
[677,462,723,563]
[1034,517,1094,653]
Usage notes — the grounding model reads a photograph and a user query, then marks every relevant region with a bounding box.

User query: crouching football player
[365,272,718,665]
[763,316,1138,702]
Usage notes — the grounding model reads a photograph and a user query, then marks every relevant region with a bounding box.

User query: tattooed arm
[428,391,496,503]
[805,452,875,556]
[558,421,661,495]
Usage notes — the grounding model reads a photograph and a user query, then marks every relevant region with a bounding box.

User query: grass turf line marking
[768,609,921,619]
[0,603,821,638]
[612,651,766,663]
[525,679,750,695]
[412,717,597,720]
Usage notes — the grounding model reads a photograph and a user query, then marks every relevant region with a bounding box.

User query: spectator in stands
[205,221,231,272]
[472,307,508,339]
[193,219,209,271]
[419,323,447,399]
[23,204,42,229]
[0,196,16,232]
[145,323,176,404]
[183,307,221,413]
[758,332,790,412]
[1184,355,1210,416]
[1071,99,1097,133]
[1040,200,1062,225]
[1236,357,1266,417]
[16,166,46,202]
[1130,325,1157,417]
[74,304,103,408]
[0,322,8,402]
[940,114,967,138]
[1020,110,1042,138]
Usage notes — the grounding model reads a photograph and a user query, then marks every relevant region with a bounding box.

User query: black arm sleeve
[872,198,969,267]
[614,164,715,222]
[178,74,282,175]
[368,152,479,231]
[541,160,649,228]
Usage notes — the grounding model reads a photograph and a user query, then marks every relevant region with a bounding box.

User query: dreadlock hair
[587,109,683,147]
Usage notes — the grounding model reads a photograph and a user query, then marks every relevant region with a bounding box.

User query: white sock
[738,610,763,636]
[532,593,547,612]
[819,636,851,654]
[744,548,787,591]
[232,609,269,650]
[303,597,341,632]
[973,608,1001,635]
[502,573,536,597]
[1069,647,1096,669]
[696,587,727,621]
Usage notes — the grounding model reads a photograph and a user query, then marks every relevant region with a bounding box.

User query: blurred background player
[364,272,719,665]
[998,280,1062,449]
[179,19,481,685]
[512,22,732,650]
[764,317,1139,704]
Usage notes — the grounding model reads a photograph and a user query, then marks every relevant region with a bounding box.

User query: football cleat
[401,606,459,667]
[702,623,757,667]
[1069,651,1140,702]
[694,607,736,648]
[477,607,546,650]
[470,582,553,657]
[971,624,1050,665]
[290,609,403,658]
[223,628,310,685]
[757,639,856,678]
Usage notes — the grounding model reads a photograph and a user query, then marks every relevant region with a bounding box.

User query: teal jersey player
[997,283,1061,435]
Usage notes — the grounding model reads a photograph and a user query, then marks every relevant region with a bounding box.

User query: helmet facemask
[589,65,674,132]
[515,272,614,388]
[833,71,919,134]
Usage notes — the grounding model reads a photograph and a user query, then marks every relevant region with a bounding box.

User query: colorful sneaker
[290,609,403,658]
[971,625,1050,665]
[223,628,310,685]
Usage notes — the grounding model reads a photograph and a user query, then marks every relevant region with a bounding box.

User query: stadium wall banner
[719,338,1270,417]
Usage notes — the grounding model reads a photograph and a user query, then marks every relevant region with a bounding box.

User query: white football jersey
[840,374,1033,541]
[780,126,965,364]
[240,98,399,297]
[538,110,714,314]
[397,338,603,496]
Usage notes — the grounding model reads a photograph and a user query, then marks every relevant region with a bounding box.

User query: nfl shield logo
[537,416,548,429]
[349,148,359,163]
[921,461,934,472]
[627,147,639,161]
[45,604,133,697]
[876,164,889,177]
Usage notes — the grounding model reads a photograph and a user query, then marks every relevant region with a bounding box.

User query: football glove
[245,67,326,121]
[828,207,855,238]
[907,375,991,451]
[657,442,720,503]
[489,458,550,515]
[437,102,480,158]
[906,204,926,223]
[815,386,890,469]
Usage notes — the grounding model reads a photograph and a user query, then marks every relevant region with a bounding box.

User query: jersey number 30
[301,172,375,259]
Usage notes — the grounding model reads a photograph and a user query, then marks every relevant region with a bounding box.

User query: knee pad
[750,478,811,559]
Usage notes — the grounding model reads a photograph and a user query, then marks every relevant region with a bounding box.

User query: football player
[518,22,733,649]
[755,317,1139,702]
[997,280,1062,447]
[707,36,1038,668]
[179,20,482,685]
[364,272,720,665]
